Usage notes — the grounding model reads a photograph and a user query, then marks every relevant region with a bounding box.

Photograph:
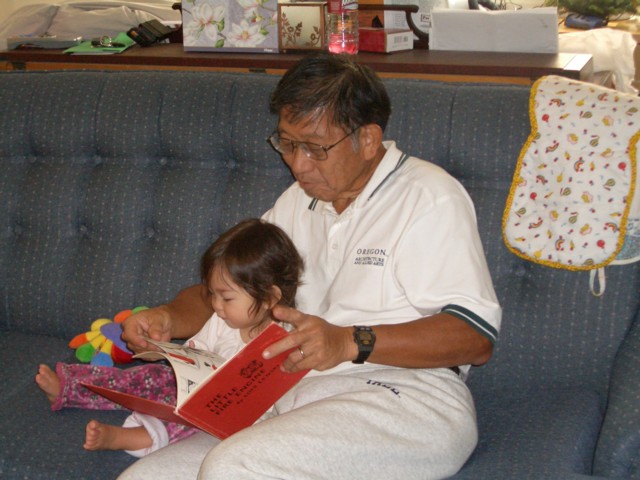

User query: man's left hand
[263,305,356,373]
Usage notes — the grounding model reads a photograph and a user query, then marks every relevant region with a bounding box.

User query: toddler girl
[35,218,303,457]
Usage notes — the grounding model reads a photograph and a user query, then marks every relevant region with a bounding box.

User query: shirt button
[331,244,338,250]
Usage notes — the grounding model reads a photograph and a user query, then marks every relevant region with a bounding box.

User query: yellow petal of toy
[89,334,107,350]
[99,339,114,355]
[90,318,112,331]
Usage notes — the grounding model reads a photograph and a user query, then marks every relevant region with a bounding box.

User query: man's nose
[287,147,314,173]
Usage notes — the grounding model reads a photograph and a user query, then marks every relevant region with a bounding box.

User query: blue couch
[0,69,638,480]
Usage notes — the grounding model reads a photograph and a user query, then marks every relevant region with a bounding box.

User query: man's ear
[359,124,384,160]
[266,286,283,309]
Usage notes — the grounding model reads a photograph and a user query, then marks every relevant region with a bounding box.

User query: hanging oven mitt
[502,75,639,294]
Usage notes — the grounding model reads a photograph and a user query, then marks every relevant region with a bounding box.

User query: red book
[84,322,308,439]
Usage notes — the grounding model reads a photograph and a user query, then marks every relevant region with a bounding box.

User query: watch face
[357,331,374,346]
[353,327,375,364]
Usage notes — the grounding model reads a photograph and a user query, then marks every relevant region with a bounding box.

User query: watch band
[352,326,376,364]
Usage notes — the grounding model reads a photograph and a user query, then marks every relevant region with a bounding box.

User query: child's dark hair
[200,219,303,318]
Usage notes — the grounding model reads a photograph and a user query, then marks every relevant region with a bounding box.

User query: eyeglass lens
[269,128,358,161]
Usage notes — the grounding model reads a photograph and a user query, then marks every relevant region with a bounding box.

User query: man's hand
[121,305,173,354]
[121,284,213,354]
[263,305,356,373]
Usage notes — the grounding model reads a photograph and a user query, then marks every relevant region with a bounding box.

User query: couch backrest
[0,71,291,339]
[1,70,638,397]
[384,79,639,395]
[446,84,640,397]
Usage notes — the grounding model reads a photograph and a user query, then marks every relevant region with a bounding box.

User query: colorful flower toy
[68,307,148,367]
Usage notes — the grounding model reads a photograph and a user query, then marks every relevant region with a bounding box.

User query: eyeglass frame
[267,126,360,161]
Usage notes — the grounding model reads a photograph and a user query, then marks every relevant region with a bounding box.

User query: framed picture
[182,0,279,53]
[278,1,326,52]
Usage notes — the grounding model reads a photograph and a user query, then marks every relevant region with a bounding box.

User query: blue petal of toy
[100,321,132,354]
[91,351,114,367]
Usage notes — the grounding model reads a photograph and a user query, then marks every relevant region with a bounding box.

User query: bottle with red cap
[326,0,359,55]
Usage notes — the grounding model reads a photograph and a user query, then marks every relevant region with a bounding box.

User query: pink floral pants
[52,362,196,444]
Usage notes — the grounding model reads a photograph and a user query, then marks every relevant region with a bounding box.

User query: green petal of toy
[75,343,96,363]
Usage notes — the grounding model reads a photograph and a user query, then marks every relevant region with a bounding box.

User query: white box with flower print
[182,0,279,52]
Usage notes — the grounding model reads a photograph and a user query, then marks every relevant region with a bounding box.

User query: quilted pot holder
[503,75,639,291]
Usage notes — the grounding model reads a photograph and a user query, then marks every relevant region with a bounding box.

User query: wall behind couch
[0,0,547,30]
[0,0,41,24]
[0,0,185,27]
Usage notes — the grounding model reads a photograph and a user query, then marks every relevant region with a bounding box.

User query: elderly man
[119,53,501,480]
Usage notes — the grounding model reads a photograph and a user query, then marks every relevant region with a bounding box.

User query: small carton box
[358,28,413,53]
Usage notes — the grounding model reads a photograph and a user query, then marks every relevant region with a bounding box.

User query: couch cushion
[0,332,136,479]
[594,310,640,479]
[0,387,135,480]
[0,332,73,401]
[453,387,605,478]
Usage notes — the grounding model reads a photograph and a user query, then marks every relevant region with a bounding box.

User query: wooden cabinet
[0,43,594,85]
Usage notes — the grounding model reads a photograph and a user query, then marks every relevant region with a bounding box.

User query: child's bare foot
[84,420,153,452]
[35,364,60,404]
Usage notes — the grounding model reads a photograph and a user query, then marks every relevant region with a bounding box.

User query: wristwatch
[352,326,376,364]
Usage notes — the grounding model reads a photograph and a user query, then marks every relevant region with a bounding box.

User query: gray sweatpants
[118,366,477,480]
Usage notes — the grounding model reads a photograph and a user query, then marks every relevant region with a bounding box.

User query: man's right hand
[121,305,173,354]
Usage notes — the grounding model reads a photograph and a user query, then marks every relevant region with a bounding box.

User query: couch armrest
[594,310,640,479]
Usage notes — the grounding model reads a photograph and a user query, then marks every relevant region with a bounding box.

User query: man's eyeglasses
[268,127,360,161]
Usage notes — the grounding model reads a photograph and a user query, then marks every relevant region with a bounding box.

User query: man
[119,53,501,479]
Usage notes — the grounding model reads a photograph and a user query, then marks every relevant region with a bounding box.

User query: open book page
[135,340,226,407]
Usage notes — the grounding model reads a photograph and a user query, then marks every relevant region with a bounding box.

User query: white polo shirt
[263,141,501,376]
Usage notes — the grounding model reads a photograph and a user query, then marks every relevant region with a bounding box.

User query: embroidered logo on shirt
[354,248,388,267]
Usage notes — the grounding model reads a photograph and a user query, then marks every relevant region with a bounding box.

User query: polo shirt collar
[357,141,408,206]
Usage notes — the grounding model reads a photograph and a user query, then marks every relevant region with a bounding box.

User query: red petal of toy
[111,346,134,364]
